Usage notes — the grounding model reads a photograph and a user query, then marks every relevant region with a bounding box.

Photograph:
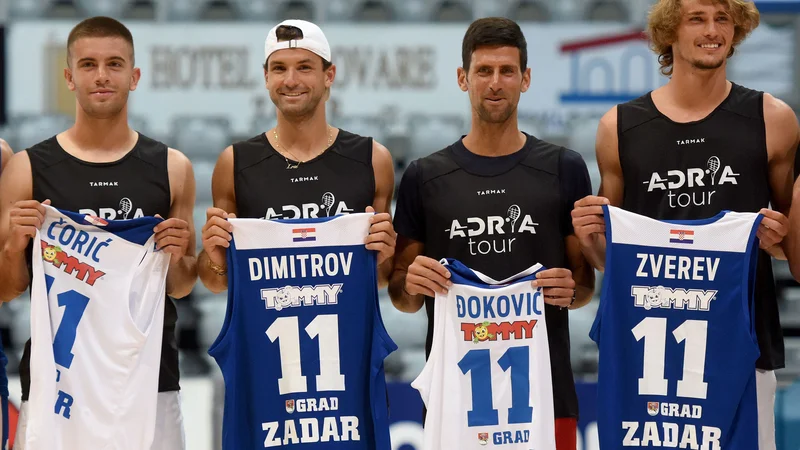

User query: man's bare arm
[163,148,198,298]
[565,235,595,309]
[0,139,13,172]
[387,236,426,313]
[763,94,799,260]
[371,140,396,289]
[0,152,37,301]
[198,146,237,294]
[572,106,624,271]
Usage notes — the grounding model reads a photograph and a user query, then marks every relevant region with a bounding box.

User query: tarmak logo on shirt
[476,189,506,196]
[676,138,705,145]
[642,156,739,209]
[291,176,319,183]
[445,204,538,256]
[88,181,119,187]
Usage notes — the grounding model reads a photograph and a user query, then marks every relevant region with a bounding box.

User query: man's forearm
[581,235,607,272]
[766,243,788,261]
[571,284,595,310]
[377,259,392,289]
[166,255,198,299]
[0,248,30,302]
[387,271,424,313]
[198,250,229,294]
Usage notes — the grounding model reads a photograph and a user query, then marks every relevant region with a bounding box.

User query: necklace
[273,126,334,169]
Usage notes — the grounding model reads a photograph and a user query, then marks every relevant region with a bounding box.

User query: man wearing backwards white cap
[198,19,396,292]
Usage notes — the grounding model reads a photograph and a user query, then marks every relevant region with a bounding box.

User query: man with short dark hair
[389,17,594,450]
[0,16,196,449]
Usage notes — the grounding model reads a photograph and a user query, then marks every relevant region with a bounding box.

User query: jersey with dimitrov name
[209,213,396,449]
[591,205,761,449]
[413,259,555,450]
[25,205,169,450]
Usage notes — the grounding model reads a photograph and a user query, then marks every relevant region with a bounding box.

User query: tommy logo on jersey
[445,204,539,256]
[643,156,740,209]
[265,192,354,220]
[40,216,111,286]
[632,286,718,311]
[79,197,144,220]
[41,241,106,286]
[261,284,343,311]
[462,320,539,343]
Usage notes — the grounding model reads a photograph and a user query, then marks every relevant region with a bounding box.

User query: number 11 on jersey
[458,346,533,427]
[266,314,346,395]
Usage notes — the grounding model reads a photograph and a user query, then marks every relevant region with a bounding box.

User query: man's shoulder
[410,145,461,183]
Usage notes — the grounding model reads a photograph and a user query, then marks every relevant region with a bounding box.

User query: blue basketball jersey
[591,205,761,449]
[209,213,397,449]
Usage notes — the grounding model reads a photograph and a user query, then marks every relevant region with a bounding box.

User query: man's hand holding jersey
[365,206,396,266]
[404,256,452,297]
[154,215,193,265]
[201,207,236,267]
[4,199,50,254]
[757,208,789,252]
[532,268,577,309]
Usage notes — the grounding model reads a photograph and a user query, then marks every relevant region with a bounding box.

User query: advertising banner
[7,22,667,138]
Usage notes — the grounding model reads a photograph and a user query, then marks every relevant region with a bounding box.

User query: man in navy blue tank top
[571,2,799,448]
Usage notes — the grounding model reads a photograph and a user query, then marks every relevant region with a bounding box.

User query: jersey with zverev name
[591,205,761,450]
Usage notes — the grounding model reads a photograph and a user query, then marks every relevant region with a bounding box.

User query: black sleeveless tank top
[233,129,375,219]
[401,135,585,418]
[22,133,179,400]
[617,83,783,369]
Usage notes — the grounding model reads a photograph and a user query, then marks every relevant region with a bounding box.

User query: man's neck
[664,62,730,111]
[462,114,526,157]
[274,107,332,161]
[64,107,137,157]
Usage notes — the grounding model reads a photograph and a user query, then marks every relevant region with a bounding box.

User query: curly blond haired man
[571,1,798,448]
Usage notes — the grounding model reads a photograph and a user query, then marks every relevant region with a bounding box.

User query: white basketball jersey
[412,259,555,450]
[25,205,169,450]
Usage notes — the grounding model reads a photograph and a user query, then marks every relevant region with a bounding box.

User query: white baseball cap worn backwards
[264,19,332,63]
